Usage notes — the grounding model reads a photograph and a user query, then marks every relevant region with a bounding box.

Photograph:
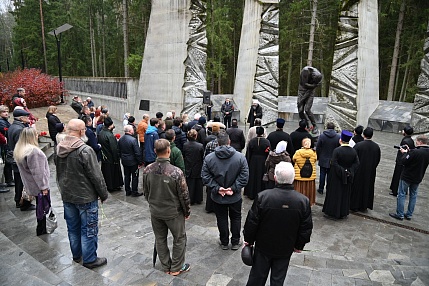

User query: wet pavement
[0,104,428,285]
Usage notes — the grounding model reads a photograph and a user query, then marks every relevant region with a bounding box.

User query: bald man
[56,119,109,269]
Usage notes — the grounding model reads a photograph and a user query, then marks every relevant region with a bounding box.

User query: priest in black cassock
[322,130,359,220]
[350,127,381,212]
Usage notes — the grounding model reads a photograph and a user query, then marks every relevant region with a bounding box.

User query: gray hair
[274,162,295,184]
[124,125,133,133]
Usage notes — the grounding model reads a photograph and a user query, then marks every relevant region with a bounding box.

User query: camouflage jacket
[143,157,190,219]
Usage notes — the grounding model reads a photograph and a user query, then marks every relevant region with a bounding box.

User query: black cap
[276,118,285,128]
[104,117,113,127]
[404,126,413,135]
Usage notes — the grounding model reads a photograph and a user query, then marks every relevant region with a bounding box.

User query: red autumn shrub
[0,68,66,109]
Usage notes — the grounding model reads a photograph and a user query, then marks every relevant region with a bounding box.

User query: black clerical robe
[350,140,381,211]
[244,137,270,200]
[322,145,359,219]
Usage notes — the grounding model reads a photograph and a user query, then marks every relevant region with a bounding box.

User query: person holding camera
[389,126,415,196]
[389,135,429,221]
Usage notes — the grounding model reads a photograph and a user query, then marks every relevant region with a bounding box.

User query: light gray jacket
[16,147,50,196]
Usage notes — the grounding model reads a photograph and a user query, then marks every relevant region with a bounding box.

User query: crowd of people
[1,89,429,285]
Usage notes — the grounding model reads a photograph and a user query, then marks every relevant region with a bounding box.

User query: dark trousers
[3,162,13,183]
[14,171,24,203]
[139,142,145,163]
[186,177,203,204]
[205,188,214,212]
[35,196,47,236]
[123,164,139,194]
[213,199,242,246]
[297,88,316,126]
[246,248,291,286]
[223,116,232,129]
[318,167,330,192]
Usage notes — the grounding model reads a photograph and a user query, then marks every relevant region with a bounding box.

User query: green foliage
[0,68,63,108]
[126,53,143,78]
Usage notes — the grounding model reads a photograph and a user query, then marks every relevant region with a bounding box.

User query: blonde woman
[14,127,50,235]
[292,138,317,205]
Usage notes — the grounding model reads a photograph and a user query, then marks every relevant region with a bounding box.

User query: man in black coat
[221,98,234,128]
[118,125,143,197]
[0,105,14,187]
[226,119,245,152]
[172,118,187,152]
[267,118,295,157]
[243,161,312,286]
[389,126,415,196]
[315,122,340,194]
[247,99,262,128]
[290,119,314,151]
[389,135,429,221]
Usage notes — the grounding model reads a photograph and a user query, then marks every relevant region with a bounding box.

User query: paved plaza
[0,105,428,285]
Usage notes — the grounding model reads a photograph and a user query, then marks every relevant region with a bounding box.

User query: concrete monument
[234,0,280,126]
[411,22,429,134]
[134,0,191,120]
[326,0,379,131]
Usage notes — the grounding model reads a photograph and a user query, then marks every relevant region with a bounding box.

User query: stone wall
[63,77,138,121]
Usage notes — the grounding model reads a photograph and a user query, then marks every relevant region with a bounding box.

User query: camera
[394,145,407,149]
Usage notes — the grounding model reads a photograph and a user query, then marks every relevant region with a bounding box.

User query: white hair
[194,113,201,120]
[275,162,295,184]
[166,112,173,118]
[124,125,133,133]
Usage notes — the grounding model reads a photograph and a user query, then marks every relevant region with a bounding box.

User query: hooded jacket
[144,125,159,163]
[56,135,108,204]
[201,145,249,204]
[316,129,340,168]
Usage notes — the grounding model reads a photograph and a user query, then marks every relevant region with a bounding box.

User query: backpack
[300,157,313,178]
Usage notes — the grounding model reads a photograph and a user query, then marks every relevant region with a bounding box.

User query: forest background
[0,0,428,103]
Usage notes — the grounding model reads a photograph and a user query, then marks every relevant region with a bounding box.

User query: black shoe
[131,192,143,197]
[231,243,242,251]
[73,257,82,263]
[6,182,15,187]
[0,188,10,193]
[389,213,403,221]
[404,215,411,221]
[16,202,21,208]
[317,189,323,195]
[83,257,107,269]
[389,192,397,197]
[21,204,36,211]
[126,192,131,196]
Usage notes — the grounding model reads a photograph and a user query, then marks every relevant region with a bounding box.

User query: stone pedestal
[326,0,379,130]
[134,0,191,120]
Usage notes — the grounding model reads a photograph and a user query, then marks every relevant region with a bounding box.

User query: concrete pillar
[234,0,280,125]
[326,0,379,130]
[133,0,191,120]
[411,22,429,134]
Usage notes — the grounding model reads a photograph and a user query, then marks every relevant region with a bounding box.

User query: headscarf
[275,141,287,154]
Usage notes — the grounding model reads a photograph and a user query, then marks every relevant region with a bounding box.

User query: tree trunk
[39,0,48,73]
[286,44,292,97]
[89,6,96,77]
[307,0,317,66]
[387,0,406,101]
[123,0,129,77]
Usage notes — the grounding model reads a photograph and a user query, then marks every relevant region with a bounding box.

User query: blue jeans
[64,201,99,263]
[396,180,419,218]
[318,167,329,192]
